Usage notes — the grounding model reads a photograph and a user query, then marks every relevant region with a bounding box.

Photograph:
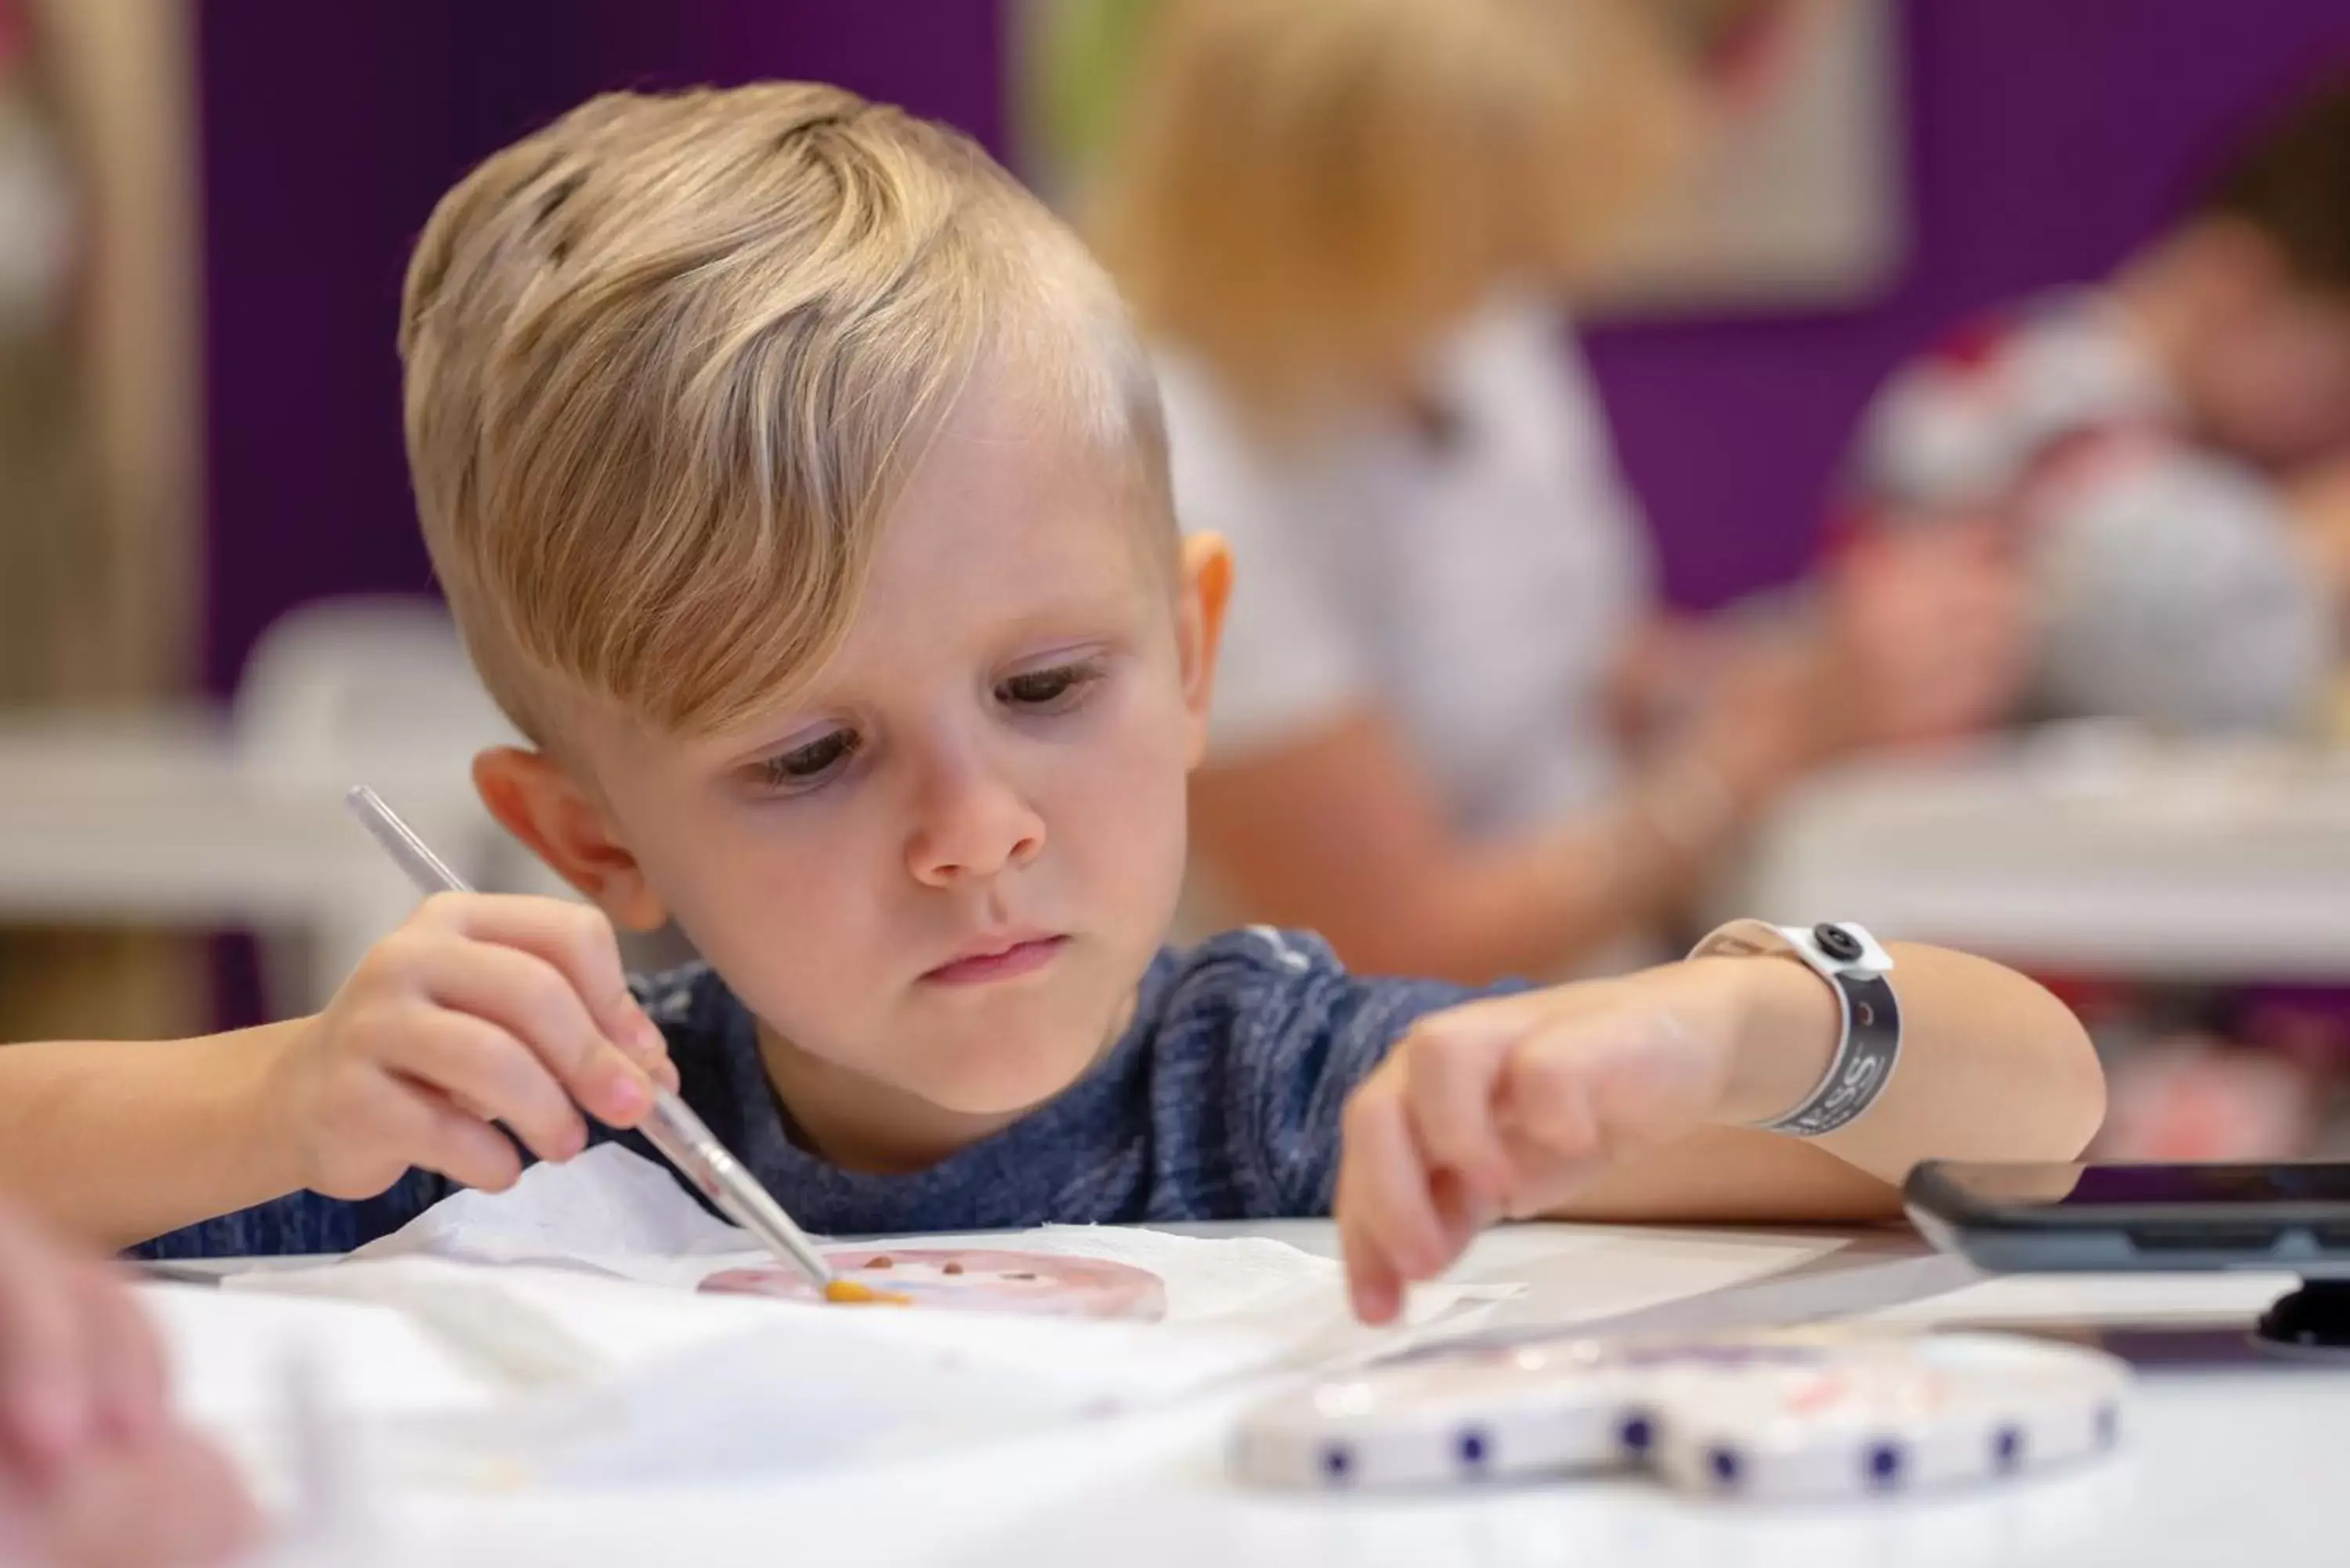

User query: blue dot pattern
[133,929,1502,1259]
[1867,1443,1903,1487]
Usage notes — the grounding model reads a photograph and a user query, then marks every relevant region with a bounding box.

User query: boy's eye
[757,729,859,790]
[997,663,1099,711]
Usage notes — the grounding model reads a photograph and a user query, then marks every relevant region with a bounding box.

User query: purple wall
[1589,0,2350,609]
[197,0,2350,683]
[195,0,1004,695]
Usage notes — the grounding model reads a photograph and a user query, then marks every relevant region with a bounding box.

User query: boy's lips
[921,932,1068,985]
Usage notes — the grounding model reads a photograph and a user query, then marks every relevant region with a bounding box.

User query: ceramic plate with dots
[1231,1329,2130,1501]
[700,1248,1167,1320]
[1233,1339,1671,1490]
[1643,1332,2131,1503]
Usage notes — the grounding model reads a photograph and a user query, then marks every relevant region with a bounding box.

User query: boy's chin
[906,1035,1110,1120]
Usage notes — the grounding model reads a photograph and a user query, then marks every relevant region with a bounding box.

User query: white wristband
[1687,919,1900,1137]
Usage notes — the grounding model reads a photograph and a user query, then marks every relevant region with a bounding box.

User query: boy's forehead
[862,374,1171,623]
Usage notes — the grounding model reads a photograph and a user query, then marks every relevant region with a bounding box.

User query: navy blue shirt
[138,929,1498,1259]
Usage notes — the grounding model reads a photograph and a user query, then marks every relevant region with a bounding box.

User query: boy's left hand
[1334,962,1813,1324]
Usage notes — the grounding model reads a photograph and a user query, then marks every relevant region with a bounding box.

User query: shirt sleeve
[1155,356,1368,760]
[1202,928,1520,1216]
[129,1169,455,1261]
[2030,450,2330,733]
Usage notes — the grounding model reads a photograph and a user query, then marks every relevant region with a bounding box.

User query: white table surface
[262,1219,2350,1568]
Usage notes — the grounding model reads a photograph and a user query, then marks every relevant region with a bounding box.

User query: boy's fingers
[415,938,651,1129]
[386,1079,526,1194]
[387,1012,588,1165]
[1429,1168,1492,1259]
[635,1025,682,1093]
[435,895,677,1093]
[1340,1220,1405,1327]
[1339,1075,1451,1284]
[0,1209,92,1483]
[1334,1159,1407,1327]
[1397,1020,1517,1201]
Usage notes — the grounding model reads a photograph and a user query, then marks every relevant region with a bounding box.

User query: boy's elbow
[2025,991,2107,1162]
[2052,1025,2107,1160]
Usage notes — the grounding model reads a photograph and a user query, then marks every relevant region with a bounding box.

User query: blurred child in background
[1091,0,2026,987]
[1845,68,2350,737]
[1846,68,2350,1161]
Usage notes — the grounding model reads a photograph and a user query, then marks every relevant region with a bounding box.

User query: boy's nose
[906,757,1045,887]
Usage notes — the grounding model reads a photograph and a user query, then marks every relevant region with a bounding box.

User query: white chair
[230,594,513,785]
[227,596,540,1010]
[229,595,689,1006]
[0,594,676,1020]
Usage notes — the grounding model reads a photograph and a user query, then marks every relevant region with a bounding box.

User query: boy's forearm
[0,1021,313,1251]
[1553,945,2102,1227]
[1727,943,2106,1183]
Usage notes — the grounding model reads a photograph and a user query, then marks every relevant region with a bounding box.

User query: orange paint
[823,1279,913,1306]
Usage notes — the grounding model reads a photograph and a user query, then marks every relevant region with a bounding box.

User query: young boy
[1842,70,2350,735]
[0,83,2103,1325]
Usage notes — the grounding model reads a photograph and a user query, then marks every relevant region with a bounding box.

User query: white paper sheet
[343,1142,750,1279]
[216,1146,1519,1494]
[144,1281,497,1430]
[300,1143,1513,1352]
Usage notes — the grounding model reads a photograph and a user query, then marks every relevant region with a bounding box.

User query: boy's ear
[1176,532,1233,768]
[472,747,670,932]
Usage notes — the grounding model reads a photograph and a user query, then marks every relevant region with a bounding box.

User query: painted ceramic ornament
[702,1248,1168,1320]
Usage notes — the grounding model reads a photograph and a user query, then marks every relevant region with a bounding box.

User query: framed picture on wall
[1010,0,1910,318]
[1578,0,1909,315]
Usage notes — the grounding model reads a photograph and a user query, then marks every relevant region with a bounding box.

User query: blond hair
[401,82,1166,742]
[1090,0,1691,417]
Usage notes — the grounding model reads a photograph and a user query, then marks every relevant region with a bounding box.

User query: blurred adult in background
[1091,0,2024,985]
[1843,67,2350,738]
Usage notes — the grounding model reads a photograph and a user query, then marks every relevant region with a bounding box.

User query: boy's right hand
[268,893,680,1199]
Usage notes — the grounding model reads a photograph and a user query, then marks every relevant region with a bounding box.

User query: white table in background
[0,598,574,1013]
[1726,734,2350,981]
[341,1219,2350,1568]
[0,710,521,1011]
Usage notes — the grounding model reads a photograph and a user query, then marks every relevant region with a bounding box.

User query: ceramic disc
[700,1248,1167,1320]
